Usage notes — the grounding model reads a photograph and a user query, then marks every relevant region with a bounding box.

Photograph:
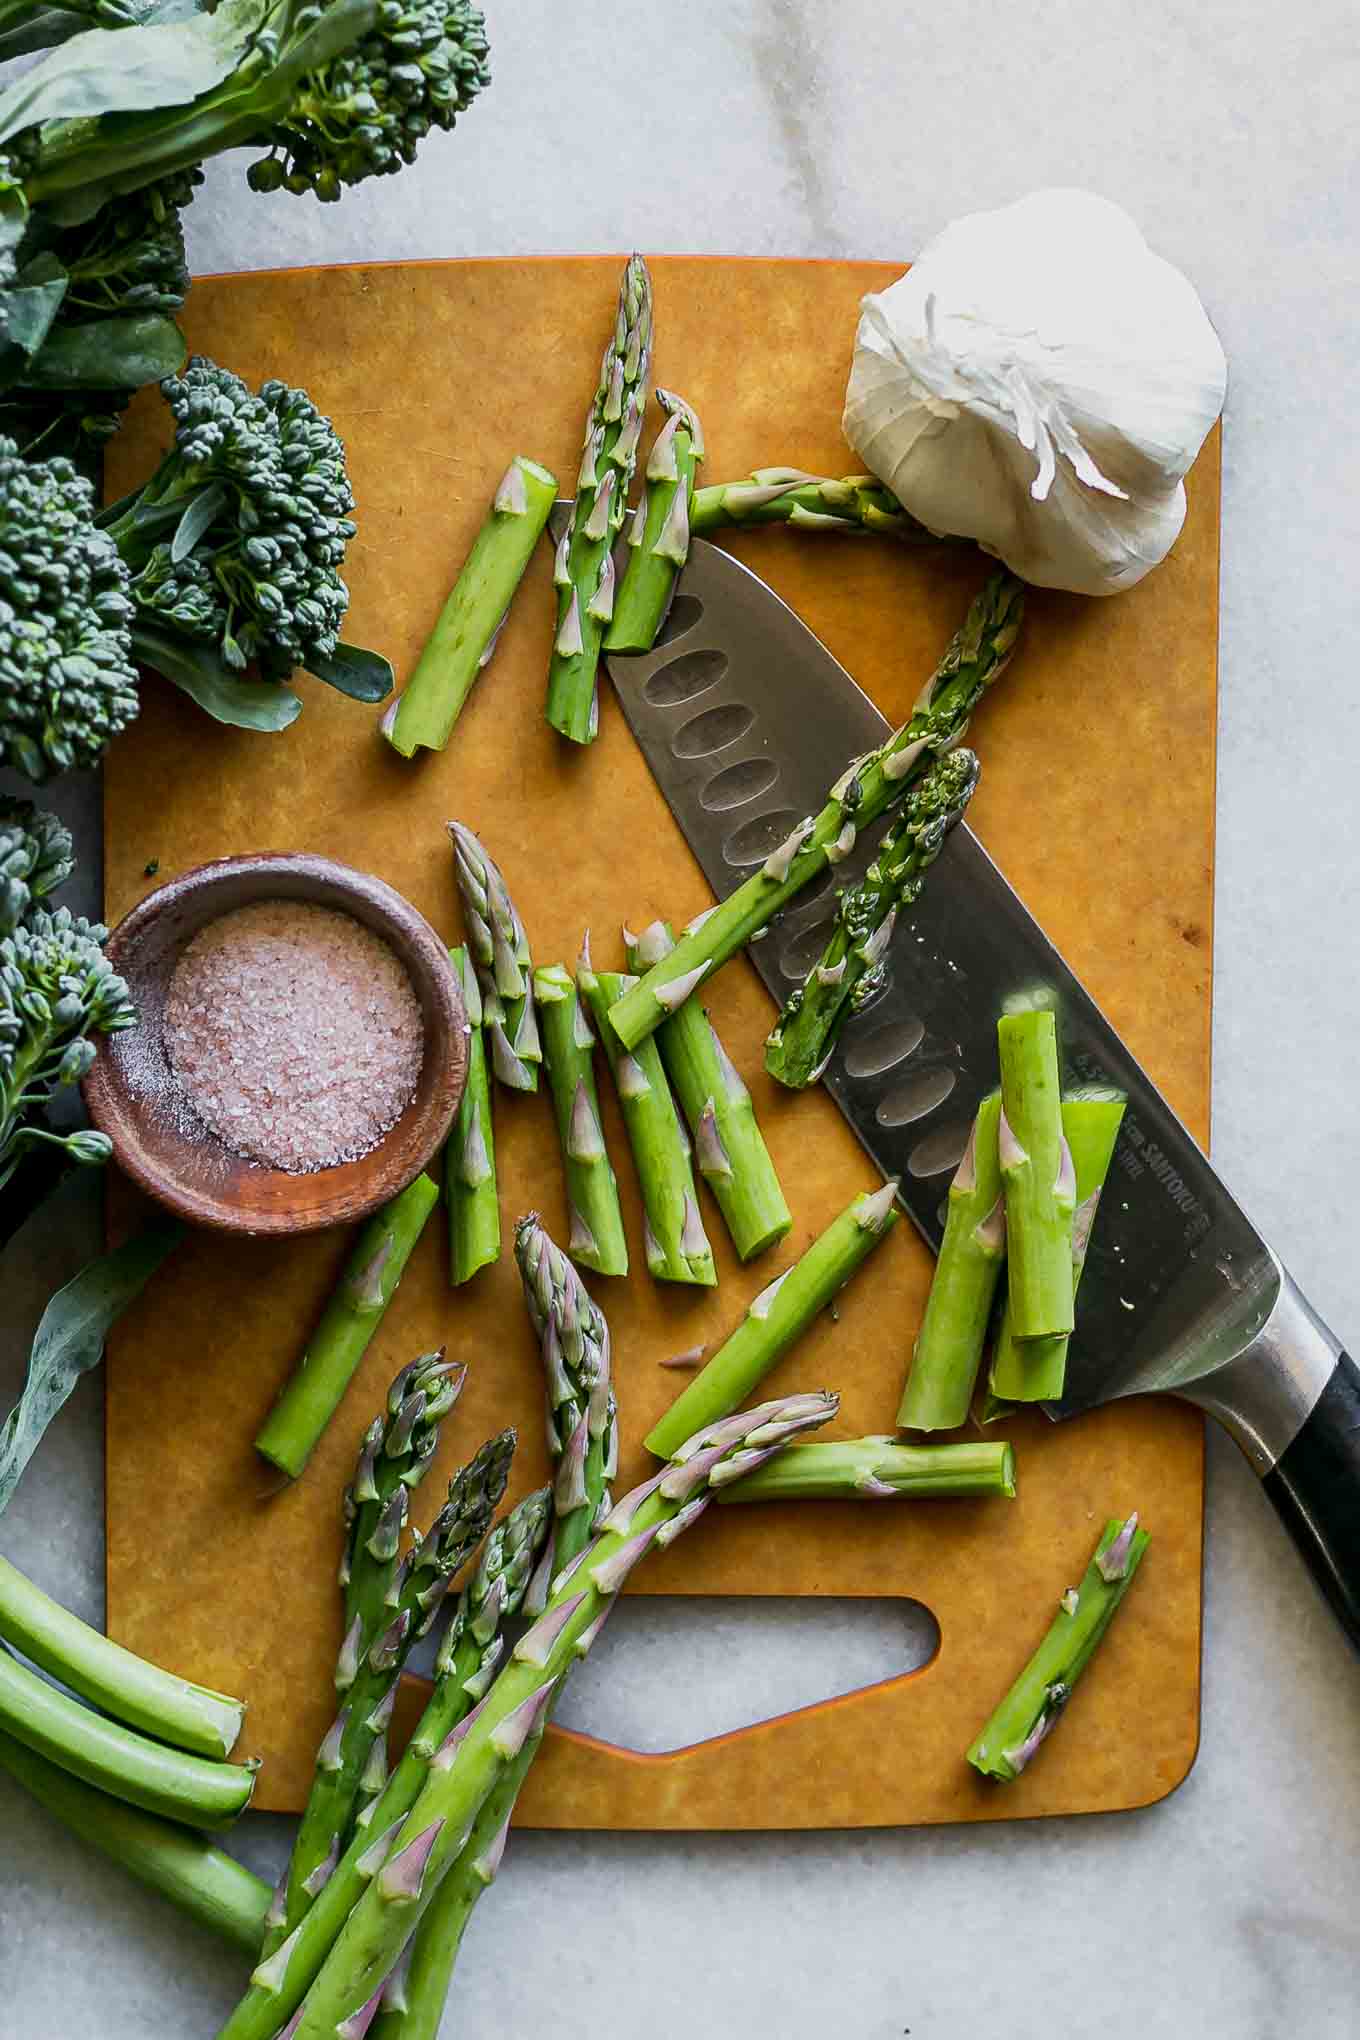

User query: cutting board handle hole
[552,1595,940,1754]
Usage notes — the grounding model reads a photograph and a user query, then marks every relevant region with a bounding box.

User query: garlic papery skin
[842,189,1226,596]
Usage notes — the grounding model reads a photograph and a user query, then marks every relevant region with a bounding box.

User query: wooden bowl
[84,853,466,1236]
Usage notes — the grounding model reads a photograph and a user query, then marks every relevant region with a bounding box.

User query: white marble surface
[4,1,1360,2032]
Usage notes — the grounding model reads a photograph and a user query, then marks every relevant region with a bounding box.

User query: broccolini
[0,798,73,937]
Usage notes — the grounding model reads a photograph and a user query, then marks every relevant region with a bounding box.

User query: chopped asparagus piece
[717,1435,1015,1503]
[967,1514,1148,1783]
[383,457,558,756]
[254,1174,440,1480]
[445,948,500,1283]
[645,1183,899,1459]
[625,920,790,1260]
[533,964,628,1277]
[997,1009,1074,1340]
[898,1093,1006,1431]
[605,390,702,654]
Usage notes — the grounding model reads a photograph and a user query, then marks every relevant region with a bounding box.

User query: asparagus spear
[384,1227,621,2040]
[0,1643,256,1830]
[255,1174,441,1481]
[339,1354,466,1664]
[987,1088,1126,1408]
[547,253,653,743]
[368,1730,537,2040]
[0,1553,243,1760]
[765,749,980,1089]
[0,1728,272,1955]
[690,469,941,541]
[217,1490,553,2040]
[967,1513,1148,1782]
[997,1009,1074,1340]
[514,1212,617,1591]
[717,1435,1015,1503]
[578,945,717,1286]
[277,1432,515,1942]
[448,821,541,1094]
[532,964,628,1277]
[897,1093,1006,1432]
[625,920,790,1261]
[608,571,1024,1051]
[445,948,500,1284]
[605,389,703,654]
[382,458,559,757]
[283,1391,839,2038]
[645,1182,899,1459]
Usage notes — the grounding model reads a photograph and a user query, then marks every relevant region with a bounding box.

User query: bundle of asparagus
[269,1359,512,1950]
[607,571,1024,1053]
[547,253,653,743]
[269,1390,841,2037]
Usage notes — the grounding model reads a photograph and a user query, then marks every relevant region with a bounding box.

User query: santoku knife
[601,538,1360,1654]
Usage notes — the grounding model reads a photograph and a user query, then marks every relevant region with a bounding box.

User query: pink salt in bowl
[84,852,467,1237]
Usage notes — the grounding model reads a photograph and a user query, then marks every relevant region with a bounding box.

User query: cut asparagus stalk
[690,469,942,542]
[282,1391,838,2038]
[987,1088,1127,1408]
[645,1182,900,1459]
[445,947,500,1283]
[717,1435,1015,1503]
[625,920,790,1261]
[547,254,653,743]
[605,389,703,654]
[0,1553,243,1760]
[0,1643,256,1830]
[382,458,558,757]
[254,1174,440,1480]
[448,821,540,1093]
[608,572,1024,1051]
[997,1009,1074,1340]
[897,1092,1006,1432]
[216,1489,553,2040]
[514,1213,616,1585]
[533,964,628,1277]
[0,1728,272,1954]
[578,948,717,1286]
[766,749,980,1089]
[388,1222,621,2040]
[277,1432,515,1945]
[967,1513,1149,1782]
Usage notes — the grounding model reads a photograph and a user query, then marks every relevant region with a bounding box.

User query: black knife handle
[1262,1350,1360,1652]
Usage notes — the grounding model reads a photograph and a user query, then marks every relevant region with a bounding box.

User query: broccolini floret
[102,355,361,682]
[0,436,140,781]
[0,904,135,1190]
[247,0,490,201]
[0,797,74,936]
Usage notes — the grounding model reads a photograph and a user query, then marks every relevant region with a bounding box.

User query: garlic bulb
[842,190,1226,596]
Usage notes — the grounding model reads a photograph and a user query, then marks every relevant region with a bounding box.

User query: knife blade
[601,536,1360,1653]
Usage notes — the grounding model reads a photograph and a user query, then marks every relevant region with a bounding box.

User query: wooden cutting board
[102,257,1217,1828]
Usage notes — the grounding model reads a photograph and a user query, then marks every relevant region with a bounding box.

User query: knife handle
[1261,1350,1360,1653]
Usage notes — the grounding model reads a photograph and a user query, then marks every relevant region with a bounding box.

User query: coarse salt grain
[163,899,423,1173]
